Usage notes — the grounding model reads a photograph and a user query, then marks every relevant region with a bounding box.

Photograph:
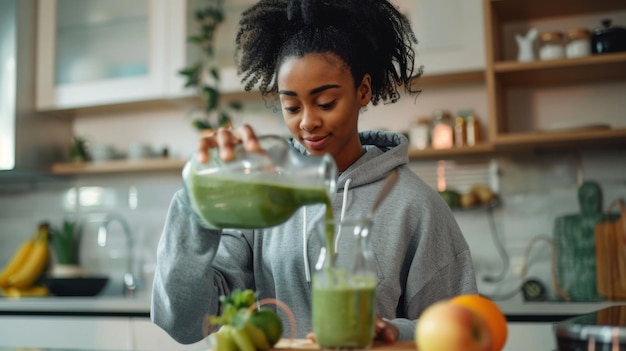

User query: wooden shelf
[51,158,186,175]
[490,0,626,22]
[408,142,495,160]
[493,52,626,87]
[494,127,626,150]
[412,70,485,88]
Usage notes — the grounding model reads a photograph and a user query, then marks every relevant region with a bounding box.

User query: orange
[450,294,508,351]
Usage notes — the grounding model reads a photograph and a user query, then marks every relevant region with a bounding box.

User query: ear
[357,74,372,107]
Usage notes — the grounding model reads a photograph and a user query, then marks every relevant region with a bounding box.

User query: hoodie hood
[288,130,409,191]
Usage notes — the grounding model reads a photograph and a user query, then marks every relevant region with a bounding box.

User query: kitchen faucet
[97,213,137,297]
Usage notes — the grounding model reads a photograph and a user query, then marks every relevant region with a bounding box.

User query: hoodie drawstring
[303,178,353,285]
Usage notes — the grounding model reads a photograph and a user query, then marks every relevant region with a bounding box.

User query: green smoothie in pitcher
[188,172,331,229]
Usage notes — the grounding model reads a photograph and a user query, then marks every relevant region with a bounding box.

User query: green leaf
[210,67,220,81]
[192,120,212,130]
[228,101,243,111]
[187,35,204,44]
[218,112,231,127]
[203,86,219,111]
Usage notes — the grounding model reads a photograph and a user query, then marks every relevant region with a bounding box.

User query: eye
[283,106,300,114]
[319,100,336,110]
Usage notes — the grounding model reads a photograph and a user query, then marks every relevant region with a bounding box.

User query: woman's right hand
[197,124,261,163]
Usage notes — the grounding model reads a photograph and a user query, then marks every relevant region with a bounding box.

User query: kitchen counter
[0,293,151,317]
[2,340,417,351]
[1,292,624,321]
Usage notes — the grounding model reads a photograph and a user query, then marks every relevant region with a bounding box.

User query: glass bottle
[182,135,337,229]
[312,218,377,349]
[454,116,466,147]
[458,109,481,147]
[431,110,454,149]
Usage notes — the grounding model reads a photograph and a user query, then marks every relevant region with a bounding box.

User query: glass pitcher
[312,218,377,349]
[182,135,337,229]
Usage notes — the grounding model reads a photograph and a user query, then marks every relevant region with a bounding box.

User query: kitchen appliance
[0,0,72,179]
[555,305,626,350]
[592,19,626,54]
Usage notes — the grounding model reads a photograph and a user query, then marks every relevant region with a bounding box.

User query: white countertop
[1,292,624,318]
[0,293,151,314]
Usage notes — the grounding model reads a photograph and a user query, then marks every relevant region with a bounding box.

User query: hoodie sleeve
[150,189,254,344]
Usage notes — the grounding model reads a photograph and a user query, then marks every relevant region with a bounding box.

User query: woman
[151,0,477,344]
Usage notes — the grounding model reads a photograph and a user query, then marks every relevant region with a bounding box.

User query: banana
[209,327,238,351]
[244,322,270,351]
[6,224,50,289]
[0,234,36,288]
[1,285,49,298]
[227,325,256,351]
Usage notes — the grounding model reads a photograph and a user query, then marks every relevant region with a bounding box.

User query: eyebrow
[278,84,341,97]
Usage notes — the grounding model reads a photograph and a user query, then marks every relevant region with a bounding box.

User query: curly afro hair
[235,0,422,105]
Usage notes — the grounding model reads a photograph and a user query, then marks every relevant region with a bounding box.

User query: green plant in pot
[50,220,84,278]
[179,0,242,131]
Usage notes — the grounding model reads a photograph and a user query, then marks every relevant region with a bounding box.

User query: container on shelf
[454,116,466,147]
[431,110,454,150]
[409,117,431,150]
[592,19,626,54]
[539,31,565,60]
[566,28,591,58]
[458,109,481,147]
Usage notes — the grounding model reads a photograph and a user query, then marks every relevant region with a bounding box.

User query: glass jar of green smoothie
[312,218,377,349]
[182,135,337,229]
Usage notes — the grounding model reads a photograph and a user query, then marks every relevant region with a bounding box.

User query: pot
[592,19,626,54]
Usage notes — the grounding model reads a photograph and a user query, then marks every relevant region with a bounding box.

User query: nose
[299,106,321,132]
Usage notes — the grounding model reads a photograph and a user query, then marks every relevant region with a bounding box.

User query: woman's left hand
[374,316,399,343]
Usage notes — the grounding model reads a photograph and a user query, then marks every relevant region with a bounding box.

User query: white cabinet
[0,315,208,350]
[131,318,209,350]
[505,322,557,351]
[36,0,247,111]
[0,316,133,349]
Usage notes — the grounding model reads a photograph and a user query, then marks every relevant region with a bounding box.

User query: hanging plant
[179,0,242,131]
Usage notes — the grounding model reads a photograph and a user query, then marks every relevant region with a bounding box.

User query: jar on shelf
[431,110,454,149]
[539,31,565,60]
[409,117,431,150]
[454,116,466,147]
[465,113,482,147]
[566,28,591,58]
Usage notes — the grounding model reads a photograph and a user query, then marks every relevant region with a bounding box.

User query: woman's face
[277,53,372,171]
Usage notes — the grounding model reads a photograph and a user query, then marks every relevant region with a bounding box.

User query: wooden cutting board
[274,339,416,350]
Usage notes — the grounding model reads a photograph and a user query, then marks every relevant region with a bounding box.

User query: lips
[303,135,330,150]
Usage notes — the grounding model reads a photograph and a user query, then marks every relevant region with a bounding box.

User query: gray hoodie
[151,130,477,344]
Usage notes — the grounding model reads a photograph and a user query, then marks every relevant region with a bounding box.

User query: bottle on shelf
[431,110,454,150]
[454,115,466,148]
[458,109,481,147]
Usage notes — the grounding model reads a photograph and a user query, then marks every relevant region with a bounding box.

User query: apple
[415,301,493,351]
